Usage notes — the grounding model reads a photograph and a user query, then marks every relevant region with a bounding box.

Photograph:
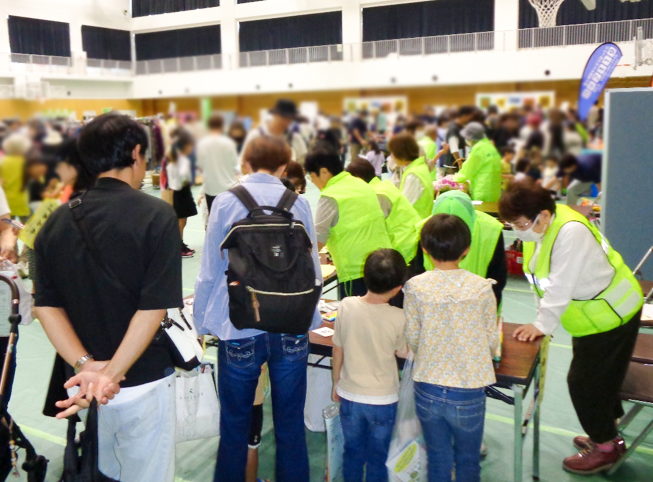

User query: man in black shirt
[348,110,369,161]
[442,106,476,169]
[34,113,182,482]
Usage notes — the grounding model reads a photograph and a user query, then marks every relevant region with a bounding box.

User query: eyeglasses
[508,214,540,231]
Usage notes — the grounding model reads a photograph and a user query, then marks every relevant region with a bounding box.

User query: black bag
[60,401,117,482]
[221,186,321,334]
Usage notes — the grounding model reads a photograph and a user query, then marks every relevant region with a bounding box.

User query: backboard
[580,0,596,10]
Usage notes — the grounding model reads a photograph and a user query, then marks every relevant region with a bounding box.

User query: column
[0,16,11,71]
[221,0,238,70]
[494,0,520,51]
[342,0,362,61]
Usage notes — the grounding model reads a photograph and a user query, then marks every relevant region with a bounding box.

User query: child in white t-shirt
[332,249,408,481]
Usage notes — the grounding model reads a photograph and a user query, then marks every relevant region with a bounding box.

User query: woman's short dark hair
[364,249,408,294]
[421,214,471,262]
[77,113,149,176]
[208,114,224,131]
[388,133,419,161]
[284,161,306,192]
[499,182,556,222]
[243,136,291,172]
[346,158,376,184]
[305,146,343,176]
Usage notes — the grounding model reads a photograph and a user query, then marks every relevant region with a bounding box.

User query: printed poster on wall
[476,92,555,112]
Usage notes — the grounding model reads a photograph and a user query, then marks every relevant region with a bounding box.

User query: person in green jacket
[454,122,502,202]
[499,183,643,475]
[346,158,421,265]
[388,133,434,220]
[414,190,507,305]
[306,146,392,299]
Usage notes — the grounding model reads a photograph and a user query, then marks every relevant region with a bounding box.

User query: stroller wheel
[23,455,48,482]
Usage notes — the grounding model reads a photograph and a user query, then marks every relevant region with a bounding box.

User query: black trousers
[338,278,367,299]
[567,311,641,443]
[206,194,217,215]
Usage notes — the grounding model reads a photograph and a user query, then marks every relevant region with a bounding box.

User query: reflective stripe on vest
[523,205,643,337]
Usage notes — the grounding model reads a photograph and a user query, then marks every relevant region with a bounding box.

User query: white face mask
[415,130,425,140]
[465,139,474,147]
[514,215,546,243]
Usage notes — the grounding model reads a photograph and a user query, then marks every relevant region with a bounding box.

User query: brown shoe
[563,442,624,475]
[573,436,626,454]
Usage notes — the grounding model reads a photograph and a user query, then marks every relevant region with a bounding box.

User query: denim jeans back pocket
[225,339,256,368]
[415,391,437,423]
[371,403,398,427]
[455,399,486,433]
[281,335,309,362]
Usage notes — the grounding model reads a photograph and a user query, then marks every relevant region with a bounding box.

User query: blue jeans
[216,333,310,482]
[414,383,486,482]
[340,399,397,482]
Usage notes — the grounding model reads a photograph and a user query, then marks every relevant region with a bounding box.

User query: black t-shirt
[349,118,368,146]
[442,121,465,166]
[34,177,182,387]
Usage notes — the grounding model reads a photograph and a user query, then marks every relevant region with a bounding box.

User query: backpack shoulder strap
[229,185,259,213]
[276,189,298,212]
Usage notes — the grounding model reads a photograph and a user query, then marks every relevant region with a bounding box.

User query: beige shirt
[405,269,499,389]
[333,297,407,400]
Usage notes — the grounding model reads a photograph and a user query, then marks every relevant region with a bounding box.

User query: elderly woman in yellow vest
[306,146,392,299]
[415,190,507,305]
[388,133,434,220]
[499,183,643,476]
[345,158,421,265]
[0,134,32,220]
[454,122,502,202]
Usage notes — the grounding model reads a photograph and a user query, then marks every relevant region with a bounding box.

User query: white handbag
[163,305,204,369]
[175,364,220,443]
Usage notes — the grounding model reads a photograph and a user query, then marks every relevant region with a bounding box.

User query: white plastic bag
[304,354,333,432]
[0,261,33,337]
[323,403,344,482]
[175,364,220,443]
[386,353,427,482]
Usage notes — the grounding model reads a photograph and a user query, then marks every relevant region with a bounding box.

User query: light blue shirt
[194,173,323,340]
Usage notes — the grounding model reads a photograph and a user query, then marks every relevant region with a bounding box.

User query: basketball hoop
[528,0,566,28]
[634,26,653,69]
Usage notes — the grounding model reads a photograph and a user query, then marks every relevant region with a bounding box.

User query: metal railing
[135,54,222,75]
[518,18,653,49]
[362,32,495,59]
[86,58,133,74]
[239,44,344,67]
[9,53,73,73]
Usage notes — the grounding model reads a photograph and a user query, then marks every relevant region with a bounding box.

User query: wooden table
[309,321,544,482]
[632,333,653,364]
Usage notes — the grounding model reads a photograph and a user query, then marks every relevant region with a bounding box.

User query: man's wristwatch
[74,354,94,374]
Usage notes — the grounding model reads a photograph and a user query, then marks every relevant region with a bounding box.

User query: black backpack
[221,185,321,334]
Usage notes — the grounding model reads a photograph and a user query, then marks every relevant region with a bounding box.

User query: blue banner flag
[578,43,622,121]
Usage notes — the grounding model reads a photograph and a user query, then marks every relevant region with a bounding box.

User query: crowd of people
[0,93,642,482]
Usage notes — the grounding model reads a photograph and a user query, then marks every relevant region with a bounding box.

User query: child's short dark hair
[515,158,530,173]
[421,214,471,262]
[363,249,408,294]
[500,146,516,156]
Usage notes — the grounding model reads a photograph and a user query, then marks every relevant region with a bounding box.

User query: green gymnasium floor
[7,184,653,481]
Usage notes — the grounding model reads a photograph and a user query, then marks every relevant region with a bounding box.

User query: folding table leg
[512,384,524,482]
[608,413,653,475]
[533,362,541,480]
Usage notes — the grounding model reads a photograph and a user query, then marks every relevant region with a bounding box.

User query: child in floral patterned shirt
[405,213,499,482]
